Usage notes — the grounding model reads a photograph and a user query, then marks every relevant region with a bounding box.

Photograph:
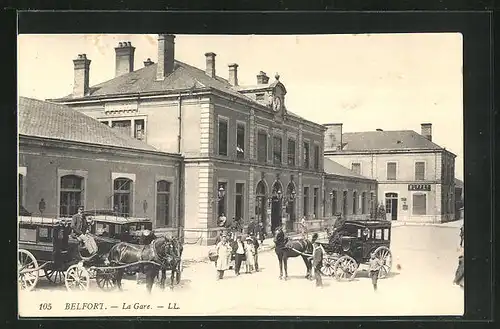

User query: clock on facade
[273,97,282,112]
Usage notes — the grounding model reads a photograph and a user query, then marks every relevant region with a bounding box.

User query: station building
[18,96,184,236]
[324,123,456,223]
[40,34,377,244]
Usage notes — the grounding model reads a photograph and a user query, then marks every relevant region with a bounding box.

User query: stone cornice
[325,148,449,156]
[19,135,183,161]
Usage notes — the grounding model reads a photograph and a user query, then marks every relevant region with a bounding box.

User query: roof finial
[275,72,280,80]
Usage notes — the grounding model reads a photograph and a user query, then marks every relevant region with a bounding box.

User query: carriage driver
[71,206,98,256]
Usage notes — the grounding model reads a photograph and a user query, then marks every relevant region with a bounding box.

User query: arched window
[18,174,24,207]
[60,175,84,217]
[114,178,133,216]
[156,180,171,226]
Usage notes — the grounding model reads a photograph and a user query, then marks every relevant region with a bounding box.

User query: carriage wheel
[374,246,392,279]
[320,256,335,276]
[65,265,90,291]
[333,255,358,281]
[96,270,117,291]
[44,268,65,285]
[18,249,39,291]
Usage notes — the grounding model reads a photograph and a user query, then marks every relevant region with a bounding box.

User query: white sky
[17,33,464,179]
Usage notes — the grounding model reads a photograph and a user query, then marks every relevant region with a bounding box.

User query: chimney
[376,129,383,132]
[114,41,135,77]
[323,123,343,152]
[228,63,239,86]
[143,58,154,67]
[257,71,269,84]
[72,54,91,97]
[205,52,216,78]
[156,34,175,80]
[421,123,432,141]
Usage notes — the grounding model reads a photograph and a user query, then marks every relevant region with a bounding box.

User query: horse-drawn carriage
[18,210,182,292]
[318,220,393,281]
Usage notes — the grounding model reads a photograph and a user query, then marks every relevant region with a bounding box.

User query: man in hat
[215,232,232,280]
[312,239,324,287]
[70,206,98,256]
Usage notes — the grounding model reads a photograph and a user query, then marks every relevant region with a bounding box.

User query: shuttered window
[257,131,268,162]
[313,145,320,170]
[287,139,296,166]
[273,136,282,165]
[218,119,228,156]
[387,162,397,180]
[415,162,425,180]
[303,142,310,168]
[412,194,427,215]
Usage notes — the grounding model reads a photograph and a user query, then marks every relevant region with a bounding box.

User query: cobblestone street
[19,222,463,317]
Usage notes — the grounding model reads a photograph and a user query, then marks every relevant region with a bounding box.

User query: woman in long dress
[245,237,256,273]
[215,234,232,280]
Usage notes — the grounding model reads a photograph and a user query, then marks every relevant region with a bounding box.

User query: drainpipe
[178,93,182,153]
[177,162,184,243]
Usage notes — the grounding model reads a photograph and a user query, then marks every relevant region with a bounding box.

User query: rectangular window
[218,119,228,156]
[351,163,361,175]
[352,191,357,215]
[331,190,337,216]
[387,162,397,180]
[218,182,227,217]
[413,194,427,215]
[313,188,319,218]
[342,191,348,215]
[415,161,425,181]
[303,142,310,168]
[60,175,84,217]
[287,139,296,166]
[303,187,309,216]
[236,123,245,159]
[111,120,131,136]
[134,119,145,141]
[257,131,268,162]
[235,183,245,221]
[362,192,366,214]
[313,145,320,170]
[156,180,171,227]
[113,178,133,216]
[273,136,282,165]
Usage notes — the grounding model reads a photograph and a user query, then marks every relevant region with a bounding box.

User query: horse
[273,227,313,280]
[107,235,180,293]
[157,237,183,286]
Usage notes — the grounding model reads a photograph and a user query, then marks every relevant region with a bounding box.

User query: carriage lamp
[38,198,46,215]
[277,190,282,199]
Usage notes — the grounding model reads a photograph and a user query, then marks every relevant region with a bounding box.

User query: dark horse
[107,236,181,293]
[273,228,313,280]
[158,237,183,286]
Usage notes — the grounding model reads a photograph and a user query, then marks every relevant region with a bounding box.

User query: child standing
[368,252,383,291]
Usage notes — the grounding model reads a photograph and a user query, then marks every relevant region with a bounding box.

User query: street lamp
[218,185,225,201]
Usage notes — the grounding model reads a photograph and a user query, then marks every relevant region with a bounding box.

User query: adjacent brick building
[324,123,456,223]
[41,34,377,244]
[18,97,183,236]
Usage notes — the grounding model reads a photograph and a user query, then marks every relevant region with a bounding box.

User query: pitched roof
[53,61,261,104]
[49,60,319,127]
[18,96,160,152]
[324,158,374,181]
[341,130,444,151]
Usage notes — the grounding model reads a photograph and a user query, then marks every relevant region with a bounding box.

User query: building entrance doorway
[385,193,399,221]
[270,181,283,234]
[255,181,268,235]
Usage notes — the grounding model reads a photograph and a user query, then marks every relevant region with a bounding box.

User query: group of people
[213,231,260,280]
[70,206,98,256]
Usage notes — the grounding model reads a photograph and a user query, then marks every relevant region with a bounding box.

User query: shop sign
[408,184,431,191]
